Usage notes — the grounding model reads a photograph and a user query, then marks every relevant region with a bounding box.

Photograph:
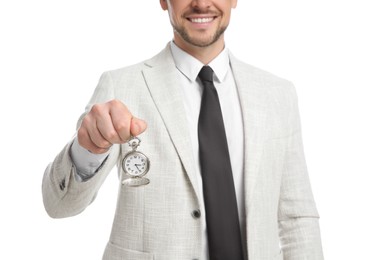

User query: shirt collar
[170,41,230,83]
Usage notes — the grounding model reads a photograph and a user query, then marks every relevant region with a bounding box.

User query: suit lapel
[142,45,201,202]
[229,54,270,213]
[141,47,269,214]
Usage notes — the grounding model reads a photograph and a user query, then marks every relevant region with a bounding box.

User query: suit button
[59,178,66,191]
[191,209,201,219]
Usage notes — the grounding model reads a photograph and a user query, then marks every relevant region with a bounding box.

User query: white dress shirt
[70,41,245,260]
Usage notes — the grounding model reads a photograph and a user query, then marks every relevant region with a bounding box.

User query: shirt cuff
[70,137,111,182]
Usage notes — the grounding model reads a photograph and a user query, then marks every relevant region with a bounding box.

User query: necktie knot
[198,66,214,83]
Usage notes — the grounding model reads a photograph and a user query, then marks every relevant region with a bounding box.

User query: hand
[77,99,147,154]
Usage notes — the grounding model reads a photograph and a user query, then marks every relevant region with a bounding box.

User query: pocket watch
[122,136,150,187]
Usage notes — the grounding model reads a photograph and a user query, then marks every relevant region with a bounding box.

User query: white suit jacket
[42,44,323,260]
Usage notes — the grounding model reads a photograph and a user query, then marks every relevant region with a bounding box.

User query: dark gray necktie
[198,66,244,260]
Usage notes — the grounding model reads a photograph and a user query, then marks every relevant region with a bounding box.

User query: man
[42,0,323,259]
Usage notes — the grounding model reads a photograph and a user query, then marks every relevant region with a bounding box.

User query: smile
[188,17,216,24]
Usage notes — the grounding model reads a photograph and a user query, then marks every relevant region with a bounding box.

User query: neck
[173,35,225,65]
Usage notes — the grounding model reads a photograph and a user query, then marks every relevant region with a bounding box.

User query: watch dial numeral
[123,151,149,177]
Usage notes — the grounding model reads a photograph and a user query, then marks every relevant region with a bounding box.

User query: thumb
[130,117,147,137]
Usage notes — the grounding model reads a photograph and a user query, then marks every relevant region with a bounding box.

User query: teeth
[191,17,213,23]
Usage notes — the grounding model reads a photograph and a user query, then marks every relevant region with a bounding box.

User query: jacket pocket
[103,242,154,260]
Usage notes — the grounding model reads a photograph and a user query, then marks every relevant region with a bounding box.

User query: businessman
[42,0,323,259]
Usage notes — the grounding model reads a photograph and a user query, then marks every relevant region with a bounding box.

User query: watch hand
[134,164,142,171]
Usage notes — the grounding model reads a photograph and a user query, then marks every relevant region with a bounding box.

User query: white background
[1,0,379,259]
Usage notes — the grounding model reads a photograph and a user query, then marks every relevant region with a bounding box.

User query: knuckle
[109,99,118,105]
[125,112,133,120]
[110,99,129,113]
[96,139,111,149]
[91,103,103,115]
[109,99,121,108]
[102,130,119,142]
[114,121,129,133]
[81,115,92,126]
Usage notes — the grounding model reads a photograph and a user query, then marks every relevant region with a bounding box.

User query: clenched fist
[77,99,147,154]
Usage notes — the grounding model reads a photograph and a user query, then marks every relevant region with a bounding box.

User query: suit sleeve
[277,85,324,259]
[42,72,120,218]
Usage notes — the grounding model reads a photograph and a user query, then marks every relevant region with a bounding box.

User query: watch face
[122,151,150,177]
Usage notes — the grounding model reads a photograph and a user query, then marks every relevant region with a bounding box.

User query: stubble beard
[173,23,227,48]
